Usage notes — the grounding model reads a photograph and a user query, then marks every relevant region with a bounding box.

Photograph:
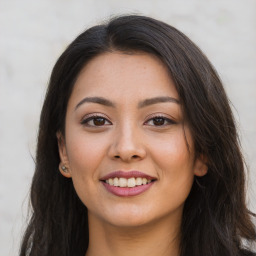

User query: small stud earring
[61,165,68,173]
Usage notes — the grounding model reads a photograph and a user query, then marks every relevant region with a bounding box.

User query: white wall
[0,0,255,255]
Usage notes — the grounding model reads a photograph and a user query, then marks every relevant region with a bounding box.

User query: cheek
[149,130,195,197]
[150,129,194,170]
[64,131,110,208]
[65,129,110,174]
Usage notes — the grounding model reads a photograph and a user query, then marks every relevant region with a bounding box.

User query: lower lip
[102,182,154,197]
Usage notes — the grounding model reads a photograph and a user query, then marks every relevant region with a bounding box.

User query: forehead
[70,51,179,105]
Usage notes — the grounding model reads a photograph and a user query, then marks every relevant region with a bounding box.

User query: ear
[193,154,208,177]
[56,131,72,178]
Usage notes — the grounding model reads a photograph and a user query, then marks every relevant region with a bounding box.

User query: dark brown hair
[20,15,256,256]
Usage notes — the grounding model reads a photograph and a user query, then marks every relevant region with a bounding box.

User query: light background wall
[0,0,255,255]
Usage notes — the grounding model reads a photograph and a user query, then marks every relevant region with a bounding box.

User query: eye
[145,116,176,126]
[81,115,112,127]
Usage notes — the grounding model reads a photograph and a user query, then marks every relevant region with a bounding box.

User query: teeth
[127,178,136,187]
[109,178,114,186]
[113,177,119,187]
[105,177,153,187]
[119,178,127,187]
[136,177,142,186]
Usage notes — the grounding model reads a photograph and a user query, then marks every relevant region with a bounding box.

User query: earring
[61,165,68,173]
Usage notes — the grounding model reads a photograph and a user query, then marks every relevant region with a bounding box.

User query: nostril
[114,155,139,160]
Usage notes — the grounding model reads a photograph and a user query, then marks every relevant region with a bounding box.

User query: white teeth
[105,177,154,187]
[109,178,114,186]
[127,178,136,188]
[136,177,142,186]
[119,178,127,187]
[113,177,119,187]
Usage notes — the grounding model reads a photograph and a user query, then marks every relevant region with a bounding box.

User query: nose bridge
[110,118,146,161]
[118,120,137,148]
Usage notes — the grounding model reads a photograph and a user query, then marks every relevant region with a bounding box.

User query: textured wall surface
[0,0,255,255]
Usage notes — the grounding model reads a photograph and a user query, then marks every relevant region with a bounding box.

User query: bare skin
[57,52,208,256]
[86,211,181,256]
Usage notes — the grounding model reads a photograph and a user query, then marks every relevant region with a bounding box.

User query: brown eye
[93,117,106,126]
[81,115,112,127]
[152,117,165,126]
[145,116,176,127]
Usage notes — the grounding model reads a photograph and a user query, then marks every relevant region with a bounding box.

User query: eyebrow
[75,97,115,110]
[138,96,180,108]
[75,96,180,110]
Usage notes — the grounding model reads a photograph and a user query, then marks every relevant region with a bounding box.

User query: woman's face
[58,52,207,228]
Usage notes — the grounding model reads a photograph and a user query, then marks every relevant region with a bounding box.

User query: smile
[100,170,157,197]
[105,177,152,187]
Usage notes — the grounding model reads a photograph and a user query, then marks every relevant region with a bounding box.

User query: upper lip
[100,170,157,181]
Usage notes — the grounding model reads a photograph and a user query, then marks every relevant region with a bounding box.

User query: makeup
[100,170,156,197]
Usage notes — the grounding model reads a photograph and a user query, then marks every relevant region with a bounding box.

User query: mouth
[104,177,154,188]
[100,170,157,197]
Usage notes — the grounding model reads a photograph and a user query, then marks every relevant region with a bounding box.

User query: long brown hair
[20,15,256,256]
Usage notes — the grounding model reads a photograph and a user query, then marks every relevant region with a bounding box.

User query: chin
[106,206,173,229]
[98,204,156,228]
[108,215,153,228]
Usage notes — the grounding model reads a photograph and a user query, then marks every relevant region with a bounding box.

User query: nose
[108,123,146,162]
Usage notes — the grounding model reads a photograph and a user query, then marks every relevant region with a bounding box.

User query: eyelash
[144,115,176,126]
[81,114,176,127]
[80,114,112,127]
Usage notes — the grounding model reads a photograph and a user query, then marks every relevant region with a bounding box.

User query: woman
[20,15,256,256]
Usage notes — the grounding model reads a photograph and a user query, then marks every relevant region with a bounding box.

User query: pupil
[94,118,105,126]
[153,118,164,125]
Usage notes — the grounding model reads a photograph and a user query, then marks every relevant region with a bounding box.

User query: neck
[85,213,181,256]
